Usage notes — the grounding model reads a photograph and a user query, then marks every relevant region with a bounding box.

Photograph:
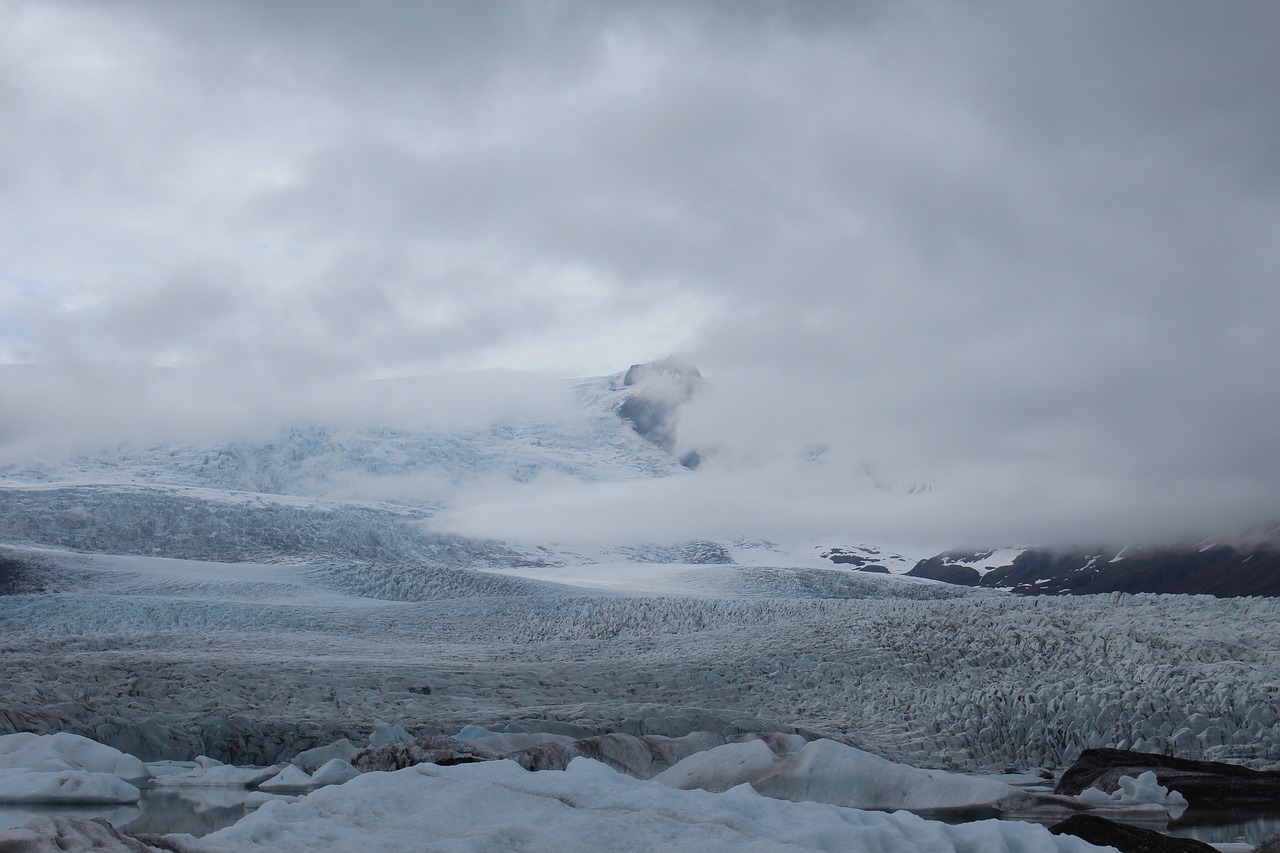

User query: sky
[2,1,1279,548]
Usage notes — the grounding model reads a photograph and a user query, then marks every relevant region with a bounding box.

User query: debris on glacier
[0,815,159,853]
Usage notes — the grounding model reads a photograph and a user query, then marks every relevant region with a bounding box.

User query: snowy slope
[0,373,684,497]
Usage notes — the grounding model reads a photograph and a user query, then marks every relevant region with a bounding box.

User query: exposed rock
[618,357,706,468]
[1056,749,1280,811]
[906,556,981,586]
[1049,814,1216,853]
[979,544,1280,597]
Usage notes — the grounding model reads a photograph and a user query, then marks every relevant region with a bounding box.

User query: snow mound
[197,758,1105,852]
[654,738,1020,809]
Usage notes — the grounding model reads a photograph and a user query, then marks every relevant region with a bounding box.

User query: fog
[2,1,1278,548]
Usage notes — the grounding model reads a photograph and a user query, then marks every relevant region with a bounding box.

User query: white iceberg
[1076,770,1189,818]
[0,768,141,804]
[0,733,148,783]
[195,757,1103,852]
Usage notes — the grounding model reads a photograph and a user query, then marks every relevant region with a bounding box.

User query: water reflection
[0,803,139,833]
[0,788,248,838]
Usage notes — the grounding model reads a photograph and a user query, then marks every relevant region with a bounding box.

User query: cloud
[1,1,1278,545]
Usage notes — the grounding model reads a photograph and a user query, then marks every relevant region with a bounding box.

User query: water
[0,787,251,838]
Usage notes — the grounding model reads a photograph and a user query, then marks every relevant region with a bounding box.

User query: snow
[194,758,1106,853]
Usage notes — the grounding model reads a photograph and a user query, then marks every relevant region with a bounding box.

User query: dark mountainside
[618,356,707,469]
[905,541,1280,597]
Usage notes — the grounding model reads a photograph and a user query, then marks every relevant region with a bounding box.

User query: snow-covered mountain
[0,366,721,569]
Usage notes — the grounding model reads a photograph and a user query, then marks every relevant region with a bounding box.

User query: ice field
[4,541,1280,777]
[2,370,1279,849]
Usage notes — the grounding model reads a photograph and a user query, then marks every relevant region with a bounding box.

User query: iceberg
[193,757,1106,852]
[0,768,140,805]
[653,738,1021,810]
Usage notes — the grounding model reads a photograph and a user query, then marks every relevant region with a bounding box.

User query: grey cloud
[1,1,1277,546]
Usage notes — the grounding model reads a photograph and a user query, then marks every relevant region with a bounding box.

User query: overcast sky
[2,1,1278,548]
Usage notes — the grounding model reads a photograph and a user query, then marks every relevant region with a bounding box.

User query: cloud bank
[2,1,1278,547]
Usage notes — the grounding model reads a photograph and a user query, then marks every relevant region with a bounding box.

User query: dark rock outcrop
[1049,814,1216,853]
[906,555,981,586]
[981,544,1280,597]
[618,357,706,469]
[909,538,1280,597]
[1056,748,1280,811]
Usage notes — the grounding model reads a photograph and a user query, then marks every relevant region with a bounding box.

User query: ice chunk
[259,759,359,792]
[369,720,412,747]
[150,763,281,788]
[0,733,149,783]
[196,757,1107,852]
[654,738,1020,809]
[309,759,360,788]
[1076,771,1188,818]
[258,764,313,792]
[0,768,141,804]
[290,739,358,772]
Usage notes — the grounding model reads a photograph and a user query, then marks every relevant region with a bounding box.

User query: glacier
[2,367,1279,848]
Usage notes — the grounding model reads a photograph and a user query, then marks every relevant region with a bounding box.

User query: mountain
[617,356,707,469]
[0,361,771,572]
[905,538,1280,597]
